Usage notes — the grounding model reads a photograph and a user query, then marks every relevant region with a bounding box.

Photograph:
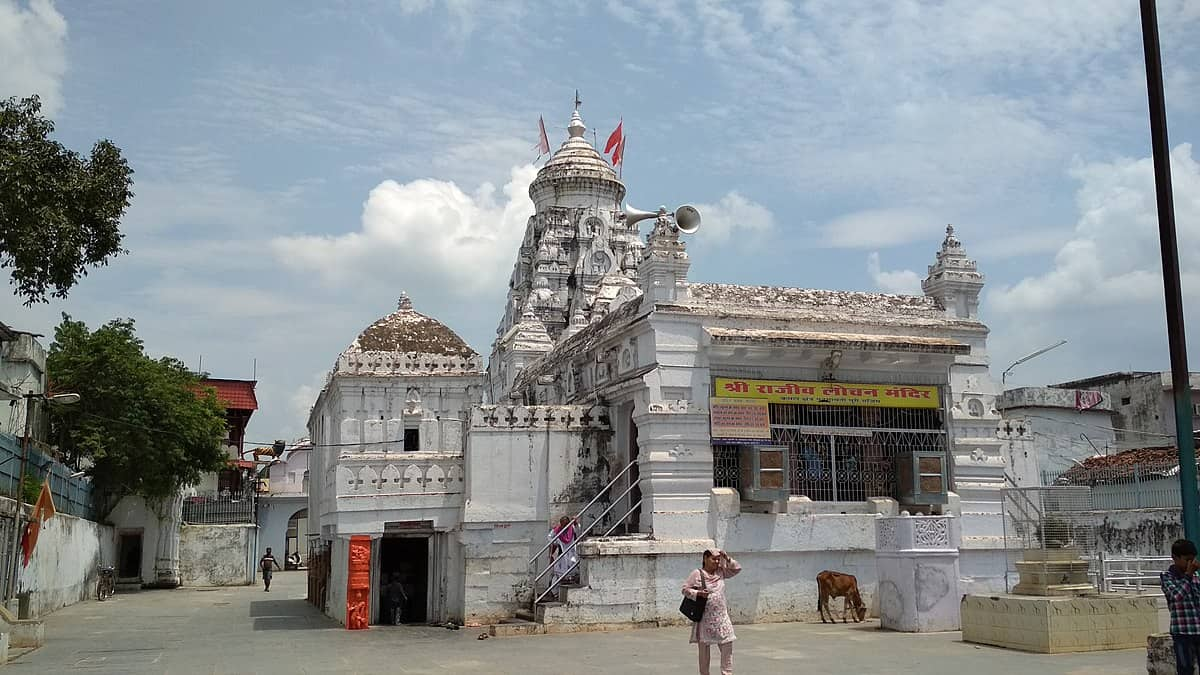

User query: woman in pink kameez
[681,548,742,675]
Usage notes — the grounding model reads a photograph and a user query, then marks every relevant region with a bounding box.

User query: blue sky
[3,0,1200,444]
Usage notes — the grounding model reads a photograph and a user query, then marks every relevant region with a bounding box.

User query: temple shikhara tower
[305,103,1012,632]
[489,108,643,401]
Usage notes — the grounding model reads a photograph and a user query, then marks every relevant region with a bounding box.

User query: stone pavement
[10,572,1145,674]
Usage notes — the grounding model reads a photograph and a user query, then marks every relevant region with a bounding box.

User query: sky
[2,0,1200,445]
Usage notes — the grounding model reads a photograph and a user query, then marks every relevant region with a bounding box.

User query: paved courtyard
[11,572,1145,674]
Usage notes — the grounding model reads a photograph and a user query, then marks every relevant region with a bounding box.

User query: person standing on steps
[682,549,742,675]
[548,516,580,586]
[260,547,281,592]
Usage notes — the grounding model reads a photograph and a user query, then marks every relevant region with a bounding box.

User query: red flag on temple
[611,135,626,167]
[604,120,623,155]
[533,116,551,158]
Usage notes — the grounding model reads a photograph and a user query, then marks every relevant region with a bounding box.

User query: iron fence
[0,432,94,519]
[182,492,255,524]
[1046,460,1184,510]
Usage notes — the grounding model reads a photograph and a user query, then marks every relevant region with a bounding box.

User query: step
[489,619,545,638]
[514,608,535,622]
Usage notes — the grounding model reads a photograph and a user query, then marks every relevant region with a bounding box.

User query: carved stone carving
[877,519,898,551]
[913,518,951,547]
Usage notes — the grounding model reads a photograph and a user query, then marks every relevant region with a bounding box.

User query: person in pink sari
[548,516,579,585]
[681,548,742,675]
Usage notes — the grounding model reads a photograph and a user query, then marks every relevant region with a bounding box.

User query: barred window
[713,402,947,502]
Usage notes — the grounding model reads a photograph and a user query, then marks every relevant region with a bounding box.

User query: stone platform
[962,593,1158,653]
[1010,548,1094,596]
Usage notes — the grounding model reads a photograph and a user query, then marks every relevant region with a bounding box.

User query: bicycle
[97,565,115,601]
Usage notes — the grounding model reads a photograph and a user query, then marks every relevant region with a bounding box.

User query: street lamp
[1001,340,1068,387]
[6,391,80,602]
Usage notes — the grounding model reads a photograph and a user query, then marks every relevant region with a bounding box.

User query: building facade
[1053,371,1200,449]
[307,293,486,625]
[256,438,310,567]
[109,377,260,589]
[996,386,1116,485]
[308,107,1014,628]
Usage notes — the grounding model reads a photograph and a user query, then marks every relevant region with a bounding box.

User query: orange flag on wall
[20,481,56,567]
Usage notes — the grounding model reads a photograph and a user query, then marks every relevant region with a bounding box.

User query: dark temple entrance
[376,536,428,625]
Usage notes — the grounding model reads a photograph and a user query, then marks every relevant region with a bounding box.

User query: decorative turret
[637,209,691,306]
[922,225,984,320]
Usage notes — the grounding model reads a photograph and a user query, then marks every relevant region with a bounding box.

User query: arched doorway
[286,508,308,568]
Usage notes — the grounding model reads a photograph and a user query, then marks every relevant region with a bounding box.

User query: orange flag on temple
[20,480,56,567]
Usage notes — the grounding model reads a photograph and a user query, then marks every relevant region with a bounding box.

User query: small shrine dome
[343,292,477,358]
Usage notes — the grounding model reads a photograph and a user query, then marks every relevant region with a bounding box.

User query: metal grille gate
[715,402,947,502]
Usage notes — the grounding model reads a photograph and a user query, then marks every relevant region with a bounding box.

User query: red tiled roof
[1055,446,1191,484]
[196,379,258,411]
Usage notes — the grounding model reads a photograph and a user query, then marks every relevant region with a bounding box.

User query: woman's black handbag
[679,569,707,622]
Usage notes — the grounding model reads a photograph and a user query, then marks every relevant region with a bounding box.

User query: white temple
[306,106,1008,629]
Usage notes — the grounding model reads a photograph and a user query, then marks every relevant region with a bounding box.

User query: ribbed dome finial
[397,291,413,311]
[568,109,586,138]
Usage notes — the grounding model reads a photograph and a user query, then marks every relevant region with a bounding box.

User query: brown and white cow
[816,570,867,623]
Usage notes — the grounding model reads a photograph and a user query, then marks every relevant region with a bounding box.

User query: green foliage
[45,315,229,502]
[0,95,133,305]
[19,471,41,505]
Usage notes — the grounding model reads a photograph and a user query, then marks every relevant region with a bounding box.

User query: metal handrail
[531,479,641,588]
[526,458,638,566]
[533,497,643,606]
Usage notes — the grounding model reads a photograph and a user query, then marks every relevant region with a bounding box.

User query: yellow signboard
[714,378,940,409]
[709,398,772,442]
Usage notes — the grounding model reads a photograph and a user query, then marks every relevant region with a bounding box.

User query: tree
[0,95,133,305]
[45,315,229,506]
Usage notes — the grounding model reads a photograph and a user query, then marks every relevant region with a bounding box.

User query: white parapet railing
[334,453,465,496]
[1092,553,1172,594]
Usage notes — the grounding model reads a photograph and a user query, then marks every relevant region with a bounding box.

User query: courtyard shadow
[250,598,340,631]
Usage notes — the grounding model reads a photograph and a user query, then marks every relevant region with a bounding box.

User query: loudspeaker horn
[674,205,701,234]
[621,205,663,228]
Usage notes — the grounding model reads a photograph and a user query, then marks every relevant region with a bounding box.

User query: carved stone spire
[922,224,984,319]
[397,291,413,311]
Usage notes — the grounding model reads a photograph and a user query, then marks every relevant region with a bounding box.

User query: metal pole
[7,395,34,602]
[1140,0,1199,541]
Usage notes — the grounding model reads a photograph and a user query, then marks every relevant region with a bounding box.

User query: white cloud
[272,165,537,295]
[0,0,68,115]
[984,143,1200,387]
[821,207,942,249]
[692,191,775,244]
[867,252,923,295]
[990,143,1200,313]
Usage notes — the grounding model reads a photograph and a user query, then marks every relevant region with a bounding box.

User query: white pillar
[875,513,961,632]
[153,492,184,588]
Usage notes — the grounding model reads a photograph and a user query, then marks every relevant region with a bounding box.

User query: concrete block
[8,620,43,649]
[710,488,739,519]
[869,497,898,517]
[1148,633,1199,674]
[962,594,1157,653]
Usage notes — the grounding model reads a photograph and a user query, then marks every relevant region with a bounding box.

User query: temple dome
[529,110,625,204]
[344,293,477,358]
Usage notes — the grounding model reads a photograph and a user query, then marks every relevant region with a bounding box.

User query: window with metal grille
[714,402,947,502]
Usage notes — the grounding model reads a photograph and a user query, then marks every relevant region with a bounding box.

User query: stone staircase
[491,533,686,637]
